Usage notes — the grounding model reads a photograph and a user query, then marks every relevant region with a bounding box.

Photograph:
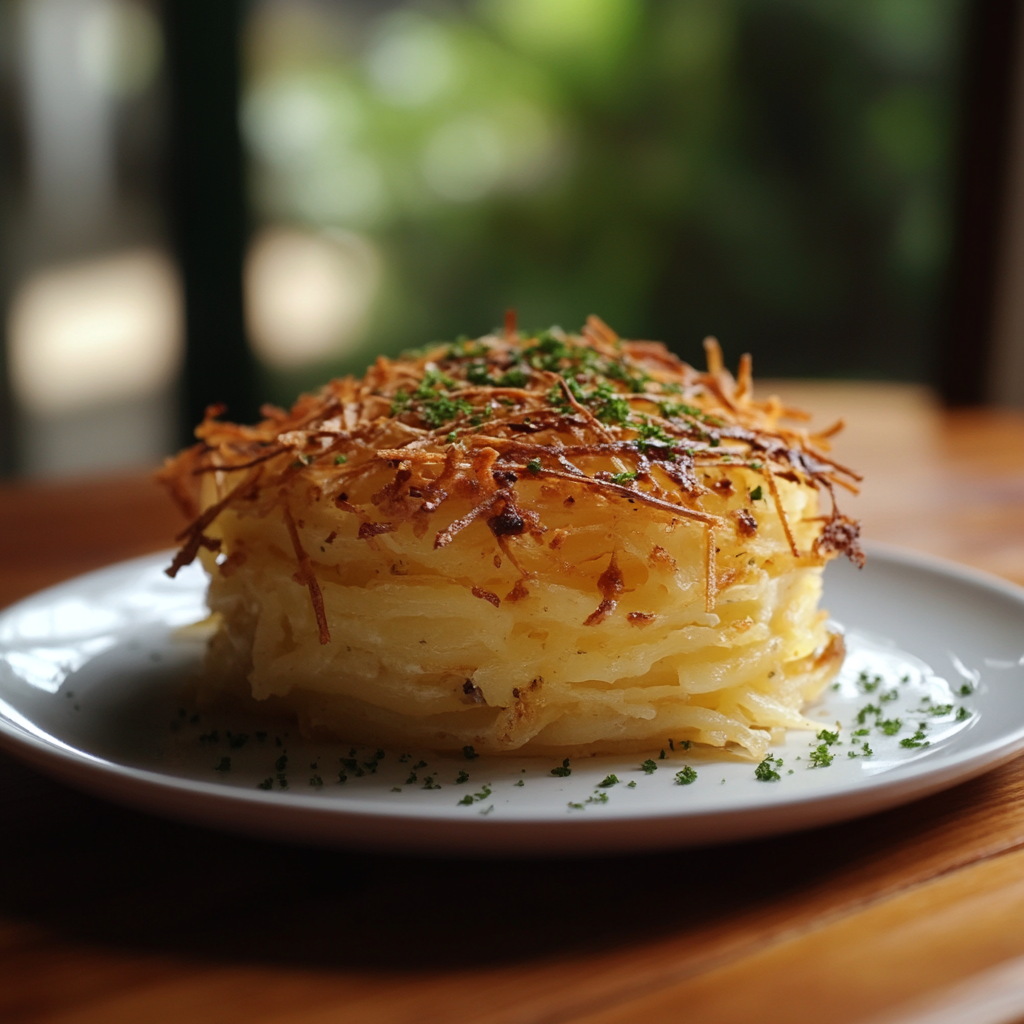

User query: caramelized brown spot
[462,680,486,704]
[505,578,529,602]
[816,514,865,568]
[488,503,525,537]
[734,509,758,537]
[324,531,337,544]
[627,612,656,627]
[358,521,395,540]
[472,586,501,607]
[585,552,624,626]
[649,545,677,569]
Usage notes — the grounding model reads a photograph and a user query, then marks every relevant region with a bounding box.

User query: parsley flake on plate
[808,744,834,768]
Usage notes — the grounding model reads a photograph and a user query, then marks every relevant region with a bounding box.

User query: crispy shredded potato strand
[158,317,862,760]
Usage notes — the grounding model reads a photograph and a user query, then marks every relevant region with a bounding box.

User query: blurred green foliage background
[242,0,963,401]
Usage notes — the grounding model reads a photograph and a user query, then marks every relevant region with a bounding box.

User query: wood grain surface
[1,384,1023,1024]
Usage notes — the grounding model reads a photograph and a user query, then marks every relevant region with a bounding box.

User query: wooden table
[2,383,1023,1024]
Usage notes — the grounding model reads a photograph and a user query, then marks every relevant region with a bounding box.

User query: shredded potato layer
[161,315,862,761]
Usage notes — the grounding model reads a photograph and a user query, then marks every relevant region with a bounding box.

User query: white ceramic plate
[1,543,1023,855]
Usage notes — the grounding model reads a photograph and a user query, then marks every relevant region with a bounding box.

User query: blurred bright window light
[296,150,387,226]
[8,249,182,416]
[421,105,560,202]
[422,115,505,202]
[481,0,640,64]
[242,78,357,169]
[245,227,381,370]
[79,0,162,99]
[367,12,457,107]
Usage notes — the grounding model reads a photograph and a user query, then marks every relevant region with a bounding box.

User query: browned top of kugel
[157,314,863,643]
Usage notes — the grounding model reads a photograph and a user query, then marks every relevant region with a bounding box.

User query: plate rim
[1,542,1023,853]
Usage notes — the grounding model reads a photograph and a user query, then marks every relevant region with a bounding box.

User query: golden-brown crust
[157,316,863,635]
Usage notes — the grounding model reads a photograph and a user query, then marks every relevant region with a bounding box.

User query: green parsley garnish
[856,703,881,724]
[610,471,637,485]
[913,703,953,716]
[900,726,929,749]
[859,672,883,694]
[551,758,572,777]
[257,778,273,790]
[877,718,902,735]
[593,389,631,426]
[754,758,781,782]
[641,759,658,774]
[421,394,472,428]
[334,454,347,464]
[749,486,763,501]
[598,774,620,787]
[816,728,839,746]
[675,766,698,785]
[463,745,478,760]
[498,368,529,387]
[627,781,637,788]
[956,706,970,721]
[456,770,470,783]
[514,779,524,786]
[526,458,542,475]
[808,744,835,768]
